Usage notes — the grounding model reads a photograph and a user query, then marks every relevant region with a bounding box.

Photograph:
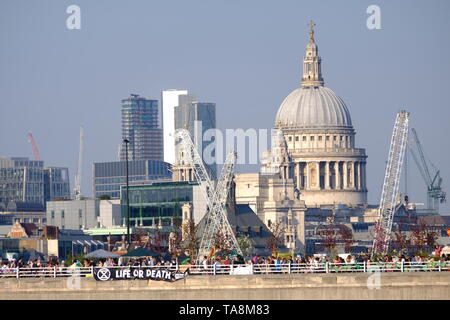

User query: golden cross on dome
[308,20,316,41]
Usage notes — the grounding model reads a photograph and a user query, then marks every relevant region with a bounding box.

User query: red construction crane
[27,132,41,161]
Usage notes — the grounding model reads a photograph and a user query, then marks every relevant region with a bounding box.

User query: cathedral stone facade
[260,22,368,207]
[235,23,372,255]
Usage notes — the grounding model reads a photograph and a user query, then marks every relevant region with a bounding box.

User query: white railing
[0,261,448,278]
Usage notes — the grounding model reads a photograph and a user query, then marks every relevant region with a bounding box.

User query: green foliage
[98,194,111,200]
[276,252,292,259]
[370,252,383,262]
[237,234,254,259]
[414,249,430,258]
[65,253,85,266]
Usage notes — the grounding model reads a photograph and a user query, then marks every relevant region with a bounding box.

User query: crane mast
[409,128,446,214]
[175,128,242,262]
[372,110,409,256]
[27,132,41,161]
[74,126,84,200]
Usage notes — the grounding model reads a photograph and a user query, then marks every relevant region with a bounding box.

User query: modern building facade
[0,157,45,205]
[0,157,70,208]
[93,160,172,199]
[161,89,188,164]
[43,167,70,202]
[173,94,217,180]
[46,199,123,230]
[0,211,47,228]
[120,181,207,228]
[119,94,163,162]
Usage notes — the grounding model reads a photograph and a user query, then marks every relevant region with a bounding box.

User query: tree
[411,220,438,254]
[339,225,354,252]
[237,234,254,259]
[213,228,234,257]
[370,221,388,256]
[266,220,285,256]
[181,219,199,261]
[317,223,354,255]
[168,231,183,256]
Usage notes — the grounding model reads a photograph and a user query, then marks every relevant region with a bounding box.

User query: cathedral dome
[275,21,353,131]
[275,86,352,130]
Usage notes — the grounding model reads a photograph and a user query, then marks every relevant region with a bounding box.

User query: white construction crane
[372,110,409,256]
[409,128,446,214]
[175,128,242,262]
[74,126,84,200]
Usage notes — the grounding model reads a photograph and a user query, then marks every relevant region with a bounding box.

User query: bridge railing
[0,261,449,278]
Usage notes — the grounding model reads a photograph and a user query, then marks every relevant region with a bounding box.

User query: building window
[310,136,314,141]
[318,136,322,141]
[333,136,337,141]
[51,211,55,219]
[295,136,299,141]
[33,218,39,224]
[61,210,65,218]
[79,209,82,218]
[326,136,330,141]
[288,136,292,142]
[302,136,306,141]
[42,218,47,224]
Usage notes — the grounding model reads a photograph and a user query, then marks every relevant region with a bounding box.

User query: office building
[93,159,172,199]
[46,199,123,230]
[43,167,70,202]
[120,181,207,228]
[119,94,163,162]
[161,89,188,164]
[173,94,217,180]
[0,157,70,208]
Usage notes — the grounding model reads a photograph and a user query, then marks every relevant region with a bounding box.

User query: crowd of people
[1,245,449,276]
[194,248,450,274]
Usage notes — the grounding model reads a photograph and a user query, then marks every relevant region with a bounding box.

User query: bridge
[0,271,449,300]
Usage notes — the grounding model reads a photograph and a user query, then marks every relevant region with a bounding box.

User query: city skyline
[1,1,449,212]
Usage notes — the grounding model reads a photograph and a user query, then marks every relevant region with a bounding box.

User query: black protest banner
[93,267,188,282]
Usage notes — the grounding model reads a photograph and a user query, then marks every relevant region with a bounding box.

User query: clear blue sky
[1,0,449,213]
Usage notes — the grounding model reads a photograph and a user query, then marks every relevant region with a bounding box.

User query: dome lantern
[301,20,324,88]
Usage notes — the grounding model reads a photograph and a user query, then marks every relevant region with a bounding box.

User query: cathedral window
[326,136,330,141]
[302,136,306,141]
[295,136,299,141]
[310,136,314,141]
[288,136,292,141]
[318,136,322,141]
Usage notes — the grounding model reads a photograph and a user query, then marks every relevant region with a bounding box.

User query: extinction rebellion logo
[93,267,188,282]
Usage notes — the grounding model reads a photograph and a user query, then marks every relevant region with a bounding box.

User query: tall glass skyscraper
[120,94,163,162]
[161,89,188,164]
[174,94,217,180]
